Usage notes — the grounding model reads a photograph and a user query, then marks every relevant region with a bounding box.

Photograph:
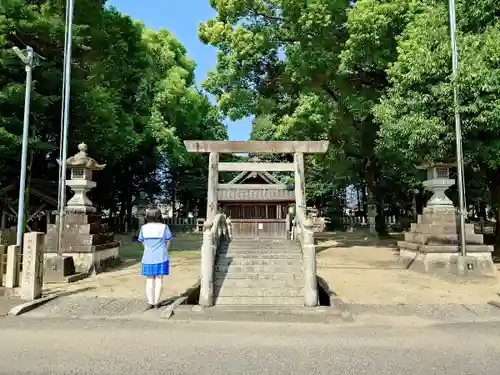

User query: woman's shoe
[155,303,161,309]
[145,304,154,311]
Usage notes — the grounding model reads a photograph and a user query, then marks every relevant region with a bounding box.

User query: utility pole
[56,0,75,256]
[448,0,467,256]
[13,46,35,246]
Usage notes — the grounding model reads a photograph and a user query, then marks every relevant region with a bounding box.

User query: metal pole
[15,46,34,246]
[56,0,75,256]
[448,0,467,256]
[55,0,71,254]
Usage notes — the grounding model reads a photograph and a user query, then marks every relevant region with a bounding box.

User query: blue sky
[109,0,252,141]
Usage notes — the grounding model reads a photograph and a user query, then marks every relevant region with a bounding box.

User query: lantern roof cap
[416,162,457,170]
[65,143,106,170]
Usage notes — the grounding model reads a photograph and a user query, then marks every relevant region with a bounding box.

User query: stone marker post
[367,204,377,235]
[0,245,5,286]
[5,245,21,288]
[21,232,45,301]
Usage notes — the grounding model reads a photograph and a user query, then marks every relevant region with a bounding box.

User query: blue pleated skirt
[141,260,169,276]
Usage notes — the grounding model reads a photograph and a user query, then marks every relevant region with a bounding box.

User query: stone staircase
[214,238,304,305]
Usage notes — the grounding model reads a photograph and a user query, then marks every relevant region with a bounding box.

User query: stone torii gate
[184,140,329,307]
[184,140,329,223]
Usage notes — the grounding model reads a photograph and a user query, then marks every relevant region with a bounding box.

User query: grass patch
[120,241,200,260]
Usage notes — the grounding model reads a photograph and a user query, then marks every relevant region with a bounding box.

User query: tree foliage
[200,0,500,238]
[0,0,227,228]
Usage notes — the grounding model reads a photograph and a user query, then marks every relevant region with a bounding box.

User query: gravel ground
[316,234,500,305]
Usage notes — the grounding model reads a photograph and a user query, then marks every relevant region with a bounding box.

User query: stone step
[215,272,303,281]
[226,244,299,250]
[218,252,301,260]
[169,305,343,323]
[398,241,494,253]
[214,286,304,298]
[214,278,303,288]
[216,258,301,266]
[410,223,476,236]
[224,246,300,252]
[404,232,484,245]
[215,296,304,305]
[215,264,302,274]
[225,245,300,253]
[417,213,459,225]
[220,251,301,257]
[228,240,298,246]
[231,241,296,244]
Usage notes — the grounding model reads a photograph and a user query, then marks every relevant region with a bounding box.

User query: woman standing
[138,208,172,309]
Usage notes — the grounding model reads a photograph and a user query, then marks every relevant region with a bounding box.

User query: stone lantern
[44,142,120,281]
[417,163,456,208]
[65,142,106,213]
[398,162,496,278]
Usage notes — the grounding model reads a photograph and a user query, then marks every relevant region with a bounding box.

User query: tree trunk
[184,199,190,218]
[357,188,362,212]
[366,163,387,236]
[486,168,500,251]
[478,201,487,221]
[119,192,126,233]
[361,184,367,214]
[171,185,177,222]
[375,197,388,235]
[126,190,132,232]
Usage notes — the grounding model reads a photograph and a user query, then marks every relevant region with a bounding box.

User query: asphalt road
[1,317,500,374]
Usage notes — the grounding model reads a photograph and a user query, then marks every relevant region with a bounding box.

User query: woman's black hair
[145,208,163,223]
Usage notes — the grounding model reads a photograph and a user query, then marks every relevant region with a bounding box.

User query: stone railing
[293,209,318,307]
[199,213,232,307]
[164,217,199,232]
[341,215,405,229]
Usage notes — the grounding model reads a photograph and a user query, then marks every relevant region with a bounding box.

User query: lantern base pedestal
[43,255,87,283]
[44,212,121,276]
[398,205,497,279]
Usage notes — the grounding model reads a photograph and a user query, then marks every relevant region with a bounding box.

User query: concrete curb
[8,287,94,316]
[317,276,355,322]
[487,300,500,310]
[159,278,200,319]
[161,296,188,319]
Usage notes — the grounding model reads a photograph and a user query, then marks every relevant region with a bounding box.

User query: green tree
[375,0,500,241]
[199,0,421,232]
[0,0,227,232]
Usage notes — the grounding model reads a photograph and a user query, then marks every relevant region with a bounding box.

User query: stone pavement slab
[19,292,500,327]
[0,287,22,316]
[0,297,22,316]
[23,296,149,318]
